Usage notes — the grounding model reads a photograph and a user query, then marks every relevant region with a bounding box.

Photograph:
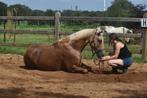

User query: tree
[31,10,45,16]
[0,2,7,16]
[130,4,146,29]
[104,0,146,28]
[105,0,142,27]
[62,10,73,16]
[29,10,46,25]
[9,4,32,16]
[0,2,7,24]
[45,9,55,16]
[107,0,135,17]
[133,4,146,18]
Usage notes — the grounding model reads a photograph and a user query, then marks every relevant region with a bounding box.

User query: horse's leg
[80,63,92,72]
[71,65,88,73]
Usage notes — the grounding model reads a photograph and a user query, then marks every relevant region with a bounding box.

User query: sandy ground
[0,54,147,98]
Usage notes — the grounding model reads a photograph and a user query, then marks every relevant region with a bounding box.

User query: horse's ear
[96,27,101,35]
[96,26,105,35]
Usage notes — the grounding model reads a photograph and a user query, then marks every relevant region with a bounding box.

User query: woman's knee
[107,60,114,65]
[107,59,123,66]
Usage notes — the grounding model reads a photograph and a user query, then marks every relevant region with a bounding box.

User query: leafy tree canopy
[107,0,135,17]
[9,4,32,16]
[0,2,7,16]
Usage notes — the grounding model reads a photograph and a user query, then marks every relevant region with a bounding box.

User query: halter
[89,29,104,65]
[89,29,103,57]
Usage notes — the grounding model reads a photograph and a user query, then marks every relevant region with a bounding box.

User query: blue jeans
[122,57,133,67]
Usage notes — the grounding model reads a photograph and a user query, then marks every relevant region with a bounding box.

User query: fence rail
[0,29,54,34]
[0,29,141,37]
[0,16,141,22]
[0,16,54,20]
[61,16,141,22]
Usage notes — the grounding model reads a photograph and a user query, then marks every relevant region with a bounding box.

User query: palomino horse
[24,28,104,73]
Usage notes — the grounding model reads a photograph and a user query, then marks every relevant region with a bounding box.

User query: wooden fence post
[142,13,147,61]
[3,20,6,43]
[55,12,61,40]
[6,8,16,43]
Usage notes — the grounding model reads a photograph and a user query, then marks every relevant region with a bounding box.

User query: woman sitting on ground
[100,33,133,73]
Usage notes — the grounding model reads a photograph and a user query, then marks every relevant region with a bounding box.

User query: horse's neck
[69,29,95,52]
[57,37,88,52]
[70,38,89,52]
[57,29,95,52]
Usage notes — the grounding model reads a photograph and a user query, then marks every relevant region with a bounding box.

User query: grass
[0,33,56,55]
[0,34,55,44]
[132,54,144,63]
[0,46,25,55]
[15,23,54,30]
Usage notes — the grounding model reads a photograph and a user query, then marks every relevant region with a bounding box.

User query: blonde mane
[69,29,96,41]
[58,28,103,43]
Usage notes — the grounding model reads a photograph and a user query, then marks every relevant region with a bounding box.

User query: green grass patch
[132,54,145,63]
[82,50,93,59]
[0,34,56,44]
[0,46,25,55]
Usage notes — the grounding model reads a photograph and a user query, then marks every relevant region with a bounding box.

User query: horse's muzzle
[96,50,104,59]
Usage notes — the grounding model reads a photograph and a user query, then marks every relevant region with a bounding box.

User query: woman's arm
[101,43,122,61]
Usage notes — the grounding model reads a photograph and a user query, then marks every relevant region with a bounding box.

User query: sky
[1,0,147,11]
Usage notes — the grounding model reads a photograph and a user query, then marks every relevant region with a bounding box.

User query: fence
[0,12,147,60]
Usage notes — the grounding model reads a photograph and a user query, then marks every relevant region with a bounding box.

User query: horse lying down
[24,28,104,73]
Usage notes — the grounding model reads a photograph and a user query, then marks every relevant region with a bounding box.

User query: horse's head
[89,27,105,59]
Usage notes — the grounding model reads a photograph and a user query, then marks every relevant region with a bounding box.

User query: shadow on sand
[0,87,89,98]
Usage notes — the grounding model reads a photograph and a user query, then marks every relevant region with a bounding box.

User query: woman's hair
[109,33,119,41]
[109,33,123,45]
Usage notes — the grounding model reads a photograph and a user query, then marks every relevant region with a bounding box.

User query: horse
[103,26,133,34]
[102,26,133,44]
[24,28,104,73]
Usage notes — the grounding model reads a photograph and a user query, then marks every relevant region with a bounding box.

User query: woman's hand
[100,56,111,61]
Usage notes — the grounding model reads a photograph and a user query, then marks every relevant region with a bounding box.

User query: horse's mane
[57,28,97,44]
[69,29,96,41]
[57,37,70,43]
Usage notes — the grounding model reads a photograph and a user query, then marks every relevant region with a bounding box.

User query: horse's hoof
[83,69,88,73]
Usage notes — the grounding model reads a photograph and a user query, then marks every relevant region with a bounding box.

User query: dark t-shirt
[117,44,132,59]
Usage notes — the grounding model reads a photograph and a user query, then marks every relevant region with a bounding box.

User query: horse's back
[24,44,63,70]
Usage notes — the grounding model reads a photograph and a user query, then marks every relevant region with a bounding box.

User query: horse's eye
[98,40,102,43]
[97,33,100,36]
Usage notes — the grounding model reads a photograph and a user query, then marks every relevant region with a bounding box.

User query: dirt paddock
[0,54,147,98]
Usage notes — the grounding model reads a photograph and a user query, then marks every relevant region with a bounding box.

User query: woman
[100,33,133,73]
